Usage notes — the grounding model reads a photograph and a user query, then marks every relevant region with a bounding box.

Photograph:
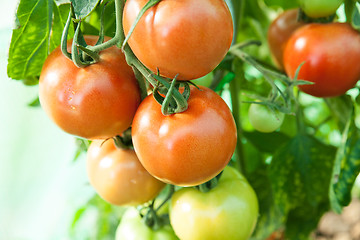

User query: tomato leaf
[330,110,360,213]
[325,95,353,132]
[269,134,336,237]
[243,131,290,154]
[7,0,74,82]
[70,0,100,19]
[51,3,74,51]
[7,0,53,81]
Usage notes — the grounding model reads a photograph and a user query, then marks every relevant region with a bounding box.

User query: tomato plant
[86,140,165,206]
[298,0,344,18]
[122,0,233,80]
[283,23,360,97]
[8,0,360,239]
[132,86,237,186]
[248,103,285,133]
[170,166,259,240]
[267,9,306,69]
[116,207,179,240]
[39,36,141,139]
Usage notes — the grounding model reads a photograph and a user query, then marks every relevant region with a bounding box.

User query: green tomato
[116,208,179,240]
[192,72,214,88]
[298,0,344,18]
[248,103,284,133]
[170,166,259,240]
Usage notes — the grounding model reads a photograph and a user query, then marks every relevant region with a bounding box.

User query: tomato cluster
[37,0,261,239]
[268,4,360,98]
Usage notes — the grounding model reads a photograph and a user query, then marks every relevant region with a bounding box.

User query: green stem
[229,74,245,174]
[155,185,175,212]
[344,0,356,24]
[121,0,162,50]
[87,0,125,52]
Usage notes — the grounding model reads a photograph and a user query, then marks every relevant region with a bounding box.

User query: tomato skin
[116,208,179,240]
[283,23,360,98]
[267,9,306,69]
[86,140,165,206]
[170,166,259,240]
[123,0,233,80]
[298,0,344,18]
[132,86,237,186]
[39,36,141,139]
[249,104,285,133]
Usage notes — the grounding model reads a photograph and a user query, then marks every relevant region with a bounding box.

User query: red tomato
[283,23,360,97]
[267,9,306,69]
[132,86,237,186]
[39,36,141,139]
[123,0,233,80]
[86,140,165,206]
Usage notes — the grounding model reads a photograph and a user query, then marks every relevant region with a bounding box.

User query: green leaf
[352,3,360,29]
[269,134,336,237]
[330,110,360,212]
[50,3,74,51]
[249,166,286,240]
[264,0,299,9]
[28,97,40,107]
[243,131,290,154]
[7,0,53,81]
[325,95,353,132]
[72,138,90,162]
[70,0,100,19]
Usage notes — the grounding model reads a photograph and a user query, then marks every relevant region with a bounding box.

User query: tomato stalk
[121,0,163,51]
[139,185,175,230]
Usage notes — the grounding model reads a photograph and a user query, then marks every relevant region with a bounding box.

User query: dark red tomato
[87,140,165,206]
[123,0,233,80]
[283,23,360,97]
[132,86,237,187]
[268,9,306,69]
[39,36,141,139]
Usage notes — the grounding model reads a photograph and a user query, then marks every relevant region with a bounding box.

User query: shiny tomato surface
[87,140,165,206]
[123,0,233,80]
[39,36,141,139]
[283,23,360,97]
[132,86,237,186]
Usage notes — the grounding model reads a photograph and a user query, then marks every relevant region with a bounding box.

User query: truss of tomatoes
[38,0,260,239]
[268,7,360,98]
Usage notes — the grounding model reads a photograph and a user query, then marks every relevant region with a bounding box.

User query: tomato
[123,0,233,80]
[116,207,179,240]
[39,36,141,139]
[170,166,259,240]
[86,140,165,206]
[132,86,237,186]
[283,23,360,98]
[267,9,306,69]
[298,0,344,18]
[248,103,285,133]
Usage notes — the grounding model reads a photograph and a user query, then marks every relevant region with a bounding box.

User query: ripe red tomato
[86,140,165,206]
[132,86,237,186]
[39,36,141,139]
[123,0,233,80]
[267,9,306,69]
[283,23,360,97]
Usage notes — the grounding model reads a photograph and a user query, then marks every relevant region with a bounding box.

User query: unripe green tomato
[192,72,214,88]
[248,104,284,133]
[116,208,178,240]
[170,166,259,240]
[298,0,344,18]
